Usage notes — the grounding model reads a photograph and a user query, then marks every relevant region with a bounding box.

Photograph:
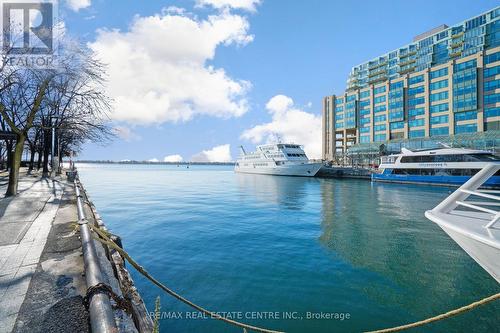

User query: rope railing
[365,292,500,333]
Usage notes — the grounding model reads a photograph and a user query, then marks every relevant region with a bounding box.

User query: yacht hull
[372,174,500,188]
[425,211,500,283]
[235,163,323,177]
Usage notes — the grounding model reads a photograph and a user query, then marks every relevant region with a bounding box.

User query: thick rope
[88,224,284,333]
[365,292,500,333]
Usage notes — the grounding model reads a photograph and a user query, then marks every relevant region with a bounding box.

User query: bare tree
[0,41,113,196]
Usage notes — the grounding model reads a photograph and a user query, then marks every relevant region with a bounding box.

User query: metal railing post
[75,180,117,333]
[431,163,500,214]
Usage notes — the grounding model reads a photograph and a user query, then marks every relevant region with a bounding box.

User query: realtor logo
[1,0,57,67]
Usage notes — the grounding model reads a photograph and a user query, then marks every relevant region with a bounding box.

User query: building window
[389,81,404,90]
[359,100,370,107]
[359,135,370,143]
[454,59,477,72]
[430,126,449,136]
[374,124,386,132]
[374,114,386,123]
[389,111,404,121]
[374,133,386,142]
[484,93,500,105]
[374,86,386,95]
[454,111,477,122]
[409,118,425,128]
[407,86,425,95]
[374,105,386,113]
[408,107,425,117]
[430,67,448,79]
[431,115,449,125]
[455,123,477,134]
[430,79,448,90]
[430,102,449,113]
[408,75,424,85]
[360,91,370,99]
[408,96,425,107]
[430,91,449,102]
[484,79,500,91]
[390,121,404,130]
[485,52,500,65]
[374,95,386,104]
[484,107,500,118]
[409,129,425,138]
[484,66,500,78]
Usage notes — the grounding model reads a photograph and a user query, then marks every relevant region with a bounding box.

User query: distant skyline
[61,0,500,161]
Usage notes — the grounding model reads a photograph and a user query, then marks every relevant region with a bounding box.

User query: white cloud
[241,95,322,159]
[164,154,183,162]
[66,0,91,12]
[89,9,253,125]
[191,144,232,162]
[114,126,141,142]
[196,0,261,12]
[148,158,159,162]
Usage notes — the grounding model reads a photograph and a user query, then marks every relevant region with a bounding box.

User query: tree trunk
[5,135,25,197]
[27,145,36,174]
[5,140,12,171]
[37,147,43,170]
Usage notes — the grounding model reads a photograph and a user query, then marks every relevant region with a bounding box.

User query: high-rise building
[322,6,500,162]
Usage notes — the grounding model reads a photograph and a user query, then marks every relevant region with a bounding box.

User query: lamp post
[50,115,61,176]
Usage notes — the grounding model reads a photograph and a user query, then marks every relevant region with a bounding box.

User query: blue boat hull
[372,173,500,188]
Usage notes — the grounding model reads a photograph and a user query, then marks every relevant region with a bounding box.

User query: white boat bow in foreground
[425,163,500,283]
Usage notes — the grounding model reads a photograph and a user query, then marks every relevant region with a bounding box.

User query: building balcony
[368,61,387,70]
[398,66,416,75]
[368,76,388,84]
[368,68,387,78]
[399,58,416,67]
[451,31,464,39]
[450,50,462,58]
[450,40,464,49]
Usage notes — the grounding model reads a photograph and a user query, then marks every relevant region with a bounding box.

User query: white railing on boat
[429,163,500,229]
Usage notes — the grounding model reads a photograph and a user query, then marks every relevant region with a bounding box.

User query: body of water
[77,163,499,333]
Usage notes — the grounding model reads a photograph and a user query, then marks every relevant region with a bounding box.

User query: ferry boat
[372,147,500,187]
[235,144,323,177]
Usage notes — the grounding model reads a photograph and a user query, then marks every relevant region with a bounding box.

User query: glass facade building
[322,6,500,161]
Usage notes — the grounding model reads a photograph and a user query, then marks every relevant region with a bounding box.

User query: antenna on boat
[239,145,247,156]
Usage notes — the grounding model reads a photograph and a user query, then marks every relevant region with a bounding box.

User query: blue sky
[64,0,499,161]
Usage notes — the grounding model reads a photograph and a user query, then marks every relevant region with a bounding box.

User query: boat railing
[429,163,500,229]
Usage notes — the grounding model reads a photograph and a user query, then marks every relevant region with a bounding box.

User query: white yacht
[235,144,323,177]
[425,163,500,283]
[373,147,500,187]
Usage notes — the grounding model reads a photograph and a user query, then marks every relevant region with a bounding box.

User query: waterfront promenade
[0,170,89,333]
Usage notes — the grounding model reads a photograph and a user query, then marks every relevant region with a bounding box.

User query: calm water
[77,163,499,333]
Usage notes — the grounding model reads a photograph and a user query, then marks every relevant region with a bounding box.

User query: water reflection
[318,179,499,330]
[235,173,318,209]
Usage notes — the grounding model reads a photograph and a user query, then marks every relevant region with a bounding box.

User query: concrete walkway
[0,171,64,333]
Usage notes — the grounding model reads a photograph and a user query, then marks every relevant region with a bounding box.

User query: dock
[317,165,373,179]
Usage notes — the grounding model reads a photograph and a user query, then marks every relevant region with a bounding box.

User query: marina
[77,163,500,333]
